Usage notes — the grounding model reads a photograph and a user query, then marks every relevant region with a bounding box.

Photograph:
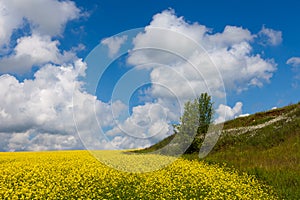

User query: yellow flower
[0,150,276,199]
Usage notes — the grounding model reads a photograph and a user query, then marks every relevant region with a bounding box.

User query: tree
[177,93,214,154]
[197,93,214,135]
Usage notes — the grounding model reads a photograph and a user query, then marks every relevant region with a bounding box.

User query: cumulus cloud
[128,9,277,98]
[0,60,126,151]
[0,34,76,73]
[102,101,175,149]
[101,35,128,58]
[0,0,83,74]
[0,0,81,49]
[6,131,78,152]
[0,0,125,152]
[258,26,282,46]
[94,9,278,150]
[128,10,208,66]
[215,102,243,123]
[0,8,281,151]
[208,25,253,47]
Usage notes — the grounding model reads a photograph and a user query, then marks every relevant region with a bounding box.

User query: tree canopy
[177,93,214,154]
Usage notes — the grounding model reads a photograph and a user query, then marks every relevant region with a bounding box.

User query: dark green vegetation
[137,93,214,155]
[175,93,214,154]
[138,102,300,199]
[204,102,300,200]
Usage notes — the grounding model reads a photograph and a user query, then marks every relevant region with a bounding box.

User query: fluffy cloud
[258,26,282,46]
[128,9,277,98]
[0,34,76,73]
[0,8,281,151]
[215,102,243,123]
[128,10,208,66]
[104,102,173,148]
[0,0,83,74]
[101,35,128,58]
[0,59,126,151]
[97,9,278,150]
[0,0,126,152]
[208,25,253,47]
[6,131,78,152]
[0,0,80,49]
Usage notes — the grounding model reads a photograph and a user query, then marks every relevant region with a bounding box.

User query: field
[135,102,300,199]
[204,103,300,199]
[0,150,275,199]
[1,104,298,199]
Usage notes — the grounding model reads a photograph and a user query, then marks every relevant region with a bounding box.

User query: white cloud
[106,103,171,138]
[287,57,300,67]
[215,102,243,123]
[0,1,21,51]
[89,10,278,150]
[0,0,83,74]
[287,57,300,81]
[0,8,281,151]
[128,9,277,100]
[208,25,253,48]
[0,0,127,151]
[128,10,208,66]
[0,59,127,151]
[0,34,77,73]
[238,113,250,118]
[258,26,282,46]
[0,0,80,49]
[101,35,128,58]
[6,130,79,152]
[103,102,174,150]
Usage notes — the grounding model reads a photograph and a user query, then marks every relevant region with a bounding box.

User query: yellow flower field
[0,150,276,199]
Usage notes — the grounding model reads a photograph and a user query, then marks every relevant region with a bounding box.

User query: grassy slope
[137,102,300,199]
[136,134,176,154]
[203,103,300,200]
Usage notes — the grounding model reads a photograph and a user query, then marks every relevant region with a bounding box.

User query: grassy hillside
[137,102,300,199]
[203,102,300,200]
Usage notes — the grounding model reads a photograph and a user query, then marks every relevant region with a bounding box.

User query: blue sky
[0,0,299,151]
[76,0,300,112]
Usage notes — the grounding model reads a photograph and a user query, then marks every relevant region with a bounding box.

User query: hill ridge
[138,102,299,154]
[223,105,298,136]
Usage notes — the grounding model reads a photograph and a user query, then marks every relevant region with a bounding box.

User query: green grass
[133,134,176,154]
[223,103,297,129]
[137,102,300,199]
[203,103,300,200]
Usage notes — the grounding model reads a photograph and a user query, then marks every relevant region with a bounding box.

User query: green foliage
[197,93,214,134]
[178,93,214,154]
[132,93,214,155]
